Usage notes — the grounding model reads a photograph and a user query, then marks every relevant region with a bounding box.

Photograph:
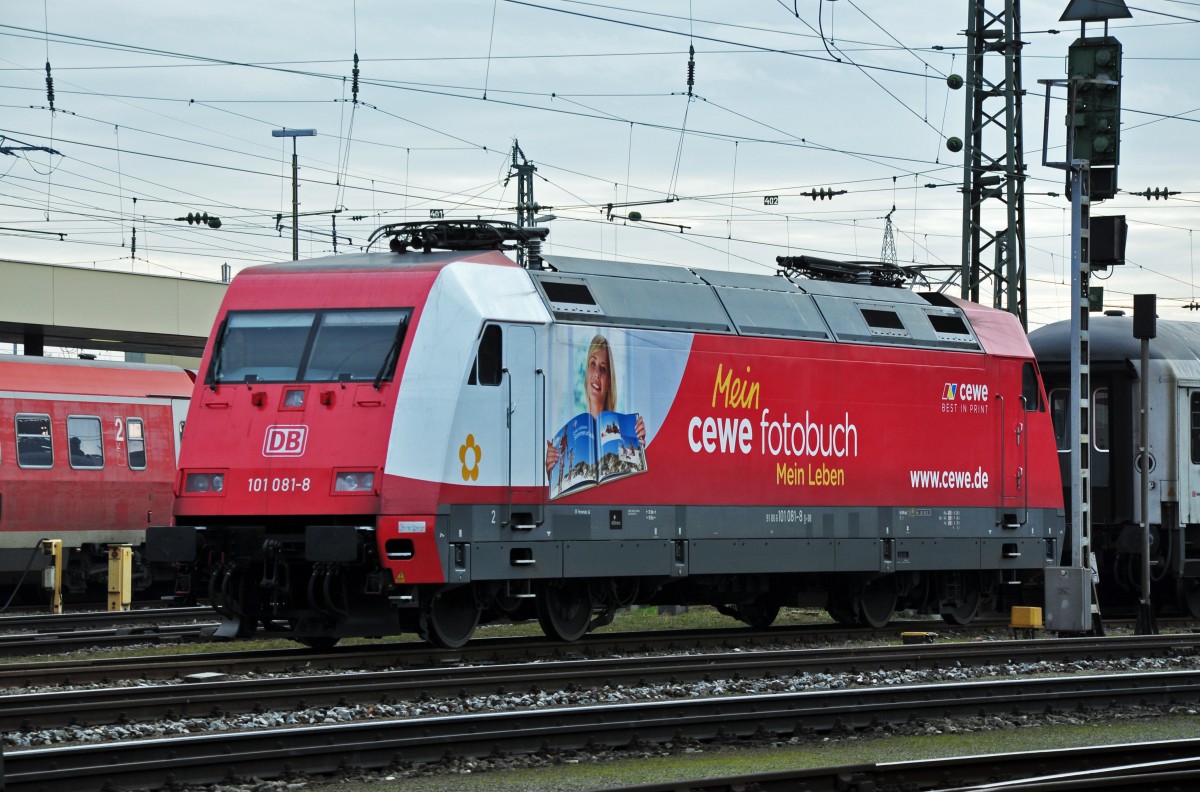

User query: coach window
[1049,389,1068,450]
[67,416,104,469]
[1022,362,1043,411]
[16,414,53,468]
[1191,393,1200,465]
[1092,388,1110,452]
[468,324,503,386]
[127,418,147,470]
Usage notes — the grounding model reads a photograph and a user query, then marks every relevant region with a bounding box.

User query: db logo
[263,425,308,457]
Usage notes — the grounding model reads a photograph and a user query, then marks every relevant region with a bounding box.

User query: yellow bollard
[1009,605,1043,639]
[108,545,133,612]
[41,539,63,615]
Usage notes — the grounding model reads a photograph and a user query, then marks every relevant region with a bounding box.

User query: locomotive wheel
[941,589,982,626]
[537,582,592,642]
[1180,580,1200,620]
[825,588,859,625]
[737,597,781,630]
[857,576,896,629]
[420,585,481,649]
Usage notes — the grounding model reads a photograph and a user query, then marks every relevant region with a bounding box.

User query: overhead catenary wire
[1,7,1198,317]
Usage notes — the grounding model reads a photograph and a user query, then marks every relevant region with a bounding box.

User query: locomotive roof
[1029,316,1200,369]
[226,247,1037,356]
[535,254,994,354]
[240,248,515,274]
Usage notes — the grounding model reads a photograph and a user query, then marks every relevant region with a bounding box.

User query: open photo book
[548,411,647,500]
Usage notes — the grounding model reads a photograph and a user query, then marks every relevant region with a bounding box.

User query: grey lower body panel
[445,502,1062,581]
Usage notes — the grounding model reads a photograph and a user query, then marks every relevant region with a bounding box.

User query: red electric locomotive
[152,221,1064,647]
[0,354,193,600]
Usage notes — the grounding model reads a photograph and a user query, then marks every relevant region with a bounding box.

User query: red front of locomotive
[168,254,457,639]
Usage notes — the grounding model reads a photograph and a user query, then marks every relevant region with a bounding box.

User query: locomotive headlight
[185,472,226,495]
[334,471,376,493]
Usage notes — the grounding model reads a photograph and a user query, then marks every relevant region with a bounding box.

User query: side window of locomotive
[127,418,147,470]
[468,325,503,387]
[67,416,104,469]
[16,414,53,468]
[1049,389,1069,450]
[1021,362,1043,411]
[1092,388,1110,453]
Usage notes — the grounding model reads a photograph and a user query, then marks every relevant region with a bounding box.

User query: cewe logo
[942,382,988,401]
[263,425,308,457]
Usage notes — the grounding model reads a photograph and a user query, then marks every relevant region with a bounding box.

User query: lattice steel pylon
[507,140,540,267]
[881,208,897,267]
[959,0,1029,329]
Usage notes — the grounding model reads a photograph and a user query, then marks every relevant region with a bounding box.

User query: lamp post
[271,128,317,260]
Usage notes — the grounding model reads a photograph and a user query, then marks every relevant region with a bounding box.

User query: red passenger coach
[151,221,1064,648]
[0,355,192,598]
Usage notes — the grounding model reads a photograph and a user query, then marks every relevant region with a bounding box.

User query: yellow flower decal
[459,434,481,481]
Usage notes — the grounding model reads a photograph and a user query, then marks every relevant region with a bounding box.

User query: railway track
[2,632,1199,732]
[7,668,1200,791]
[0,612,986,658]
[0,603,1186,659]
[0,605,214,633]
[0,606,218,657]
[0,614,1186,687]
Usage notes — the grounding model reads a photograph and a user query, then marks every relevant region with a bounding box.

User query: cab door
[503,324,542,528]
[999,362,1039,525]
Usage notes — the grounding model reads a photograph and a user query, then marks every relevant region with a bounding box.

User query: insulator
[45,61,55,110]
[526,237,543,269]
[351,51,360,101]
[686,44,695,94]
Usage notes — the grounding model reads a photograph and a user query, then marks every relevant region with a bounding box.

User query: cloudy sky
[1,1,1196,329]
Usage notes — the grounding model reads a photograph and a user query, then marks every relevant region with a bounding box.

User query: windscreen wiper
[372,318,408,390]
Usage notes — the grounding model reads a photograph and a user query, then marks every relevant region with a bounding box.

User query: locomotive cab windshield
[207,307,412,387]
